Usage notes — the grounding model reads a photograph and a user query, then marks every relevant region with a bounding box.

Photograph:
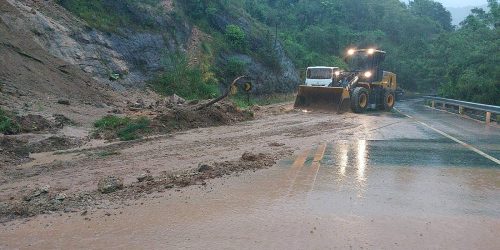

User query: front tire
[350,87,369,113]
[382,90,395,111]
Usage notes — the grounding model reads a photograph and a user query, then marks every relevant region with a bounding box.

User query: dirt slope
[0,1,112,107]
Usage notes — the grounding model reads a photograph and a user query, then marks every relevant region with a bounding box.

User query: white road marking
[395,108,500,165]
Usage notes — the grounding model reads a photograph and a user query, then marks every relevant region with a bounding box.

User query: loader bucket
[294,85,350,112]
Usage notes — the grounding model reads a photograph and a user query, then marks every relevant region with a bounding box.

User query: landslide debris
[153,100,254,132]
[0,137,31,166]
[92,99,254,141]
[0,135,84,167]
[0,151,281,222]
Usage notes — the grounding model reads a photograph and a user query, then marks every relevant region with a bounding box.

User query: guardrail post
[485,112,491,125]
[459,106,464,115]
[431,100,435,108]
[442,102,446,109]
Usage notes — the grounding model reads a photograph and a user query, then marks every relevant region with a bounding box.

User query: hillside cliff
[1,0,300,97]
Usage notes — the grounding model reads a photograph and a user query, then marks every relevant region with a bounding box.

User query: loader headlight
[364,71,372,78]
[367,48,375,55]
[347,49,355,56]
[334,71,340,76]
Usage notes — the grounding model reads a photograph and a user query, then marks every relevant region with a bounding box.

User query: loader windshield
[347,53,371,71]
[306,68,333,79]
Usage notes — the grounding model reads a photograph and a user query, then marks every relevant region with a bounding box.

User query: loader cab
[345,49,386,83]
[305,66,340,87]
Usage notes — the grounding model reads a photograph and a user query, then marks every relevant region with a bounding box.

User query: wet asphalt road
[1,99,499,249]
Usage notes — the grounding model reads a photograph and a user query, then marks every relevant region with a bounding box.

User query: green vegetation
[225,25,247,50]
[0,108,20,135]
[231,93,296,109]
[149,53,219,100]
[224,57,247,79]
[434,1,500,105]
[57,0,160,32]
[59,0,499,105]
[96,150,121,158]
[94,115,151,141]
[179,0,499,105]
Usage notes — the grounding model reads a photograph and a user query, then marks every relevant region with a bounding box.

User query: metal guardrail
[423,96,500,124]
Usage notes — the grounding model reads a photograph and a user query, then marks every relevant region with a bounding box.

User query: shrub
[94,115,130,129]
[0,108,20,135]
[150,52,218,100]
[225,25,247,50]
[94,115,151,141]
[224,57,247,79]
[117,117,150,141]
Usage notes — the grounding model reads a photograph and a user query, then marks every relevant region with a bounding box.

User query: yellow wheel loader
[294,48,397,113]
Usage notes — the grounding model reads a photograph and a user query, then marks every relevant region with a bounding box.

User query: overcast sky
[440,0,487,7]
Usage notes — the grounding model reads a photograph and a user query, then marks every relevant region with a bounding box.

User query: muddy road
[1,99,499,249]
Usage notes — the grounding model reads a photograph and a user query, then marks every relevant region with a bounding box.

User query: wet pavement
[1,99,499,249]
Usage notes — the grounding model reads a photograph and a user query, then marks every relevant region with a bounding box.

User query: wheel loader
[294,48,397,113]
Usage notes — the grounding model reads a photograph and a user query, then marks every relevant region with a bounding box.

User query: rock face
[2,0,187,90]
[98,176,124,194]
[1,0,300,93]
[226,44,300,94]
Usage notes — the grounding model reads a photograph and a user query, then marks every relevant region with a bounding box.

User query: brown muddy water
[1,139,499,249]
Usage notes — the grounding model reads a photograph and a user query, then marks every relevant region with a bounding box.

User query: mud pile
[0,137,31,166]
[153,101,254,132]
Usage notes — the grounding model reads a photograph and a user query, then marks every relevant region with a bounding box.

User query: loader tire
[382,90,395,111]
[350,87,369,113]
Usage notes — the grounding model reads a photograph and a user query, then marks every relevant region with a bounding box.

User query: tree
[409,0,453,31]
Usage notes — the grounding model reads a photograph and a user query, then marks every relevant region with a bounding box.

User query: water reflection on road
[1,139,499,249]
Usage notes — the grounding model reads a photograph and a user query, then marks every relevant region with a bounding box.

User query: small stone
[165,184,174,189]
[40,185,50,193]
[251,105,262,111]
[197,164,213,173]
[97,176,124,194]
[57,99,70,105]
[110,108,122,114]
[168,94,186,105]
[137,173,153,182]
[269,142,285,147]
[241,152,258,161]
[81,210,88,216]
[55,193,66,201]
